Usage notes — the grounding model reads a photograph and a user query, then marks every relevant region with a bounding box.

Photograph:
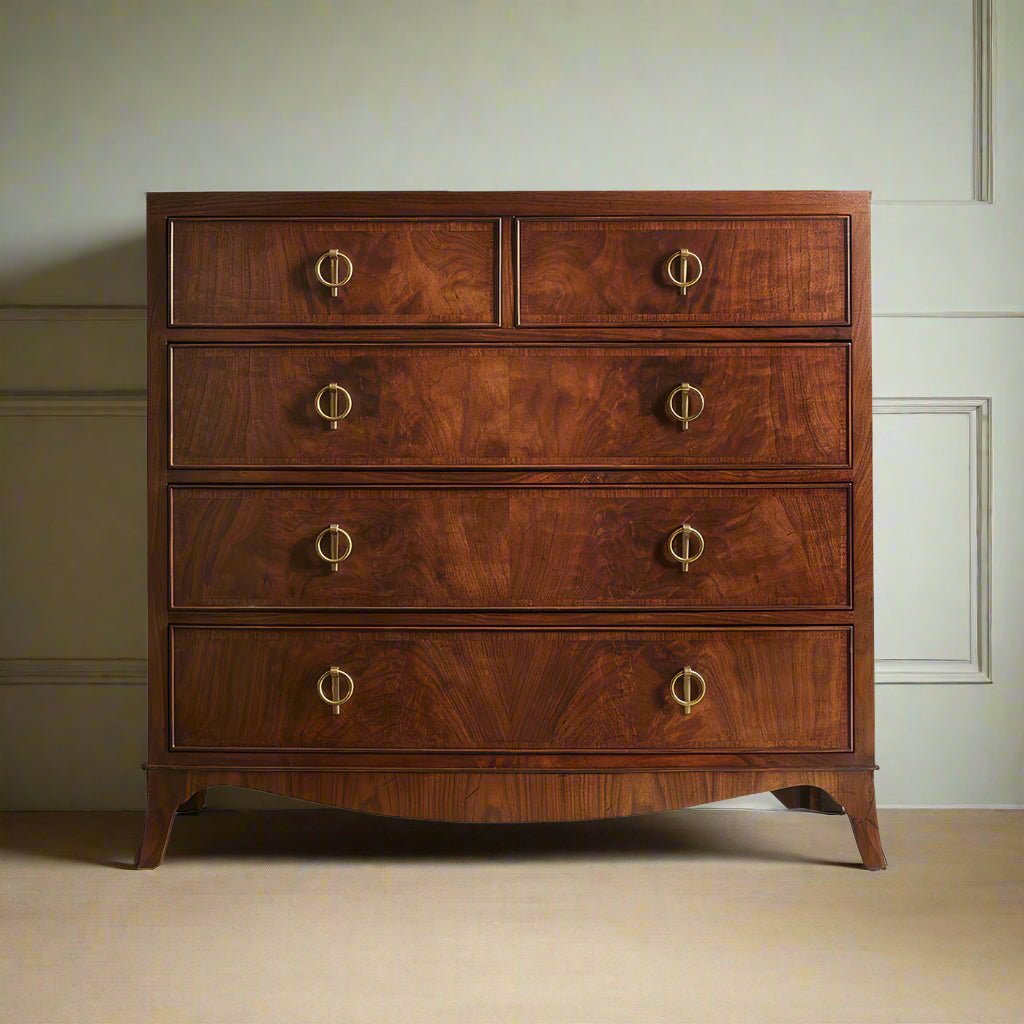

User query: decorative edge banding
[4,306,1022,323]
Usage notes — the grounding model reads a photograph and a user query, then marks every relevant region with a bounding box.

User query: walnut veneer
[141,191,883,870]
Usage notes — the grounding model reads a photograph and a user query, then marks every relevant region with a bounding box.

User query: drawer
[170,486,849,609]
[170,627,852,752]
[169,219,500,326]
[517,218,848,326]
[170,344,849,468]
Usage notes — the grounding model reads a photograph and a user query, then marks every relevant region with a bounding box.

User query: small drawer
[169,219,500,326]
[517,217,848,326]
[170,626,852,752]
[170,486,850,609]
[170,343,849,469]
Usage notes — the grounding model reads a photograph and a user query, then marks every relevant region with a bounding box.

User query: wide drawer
[169,219,500,326]
[170,344,849,468]
[170,627,852,752]
[170,486,849,609]
[517,218,849,326]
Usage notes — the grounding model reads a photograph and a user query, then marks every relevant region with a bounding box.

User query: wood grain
[508,344,848,467]
[170,344,849,469]
[136,766,884,869]
[170,219,499,326]
[839,769,887,870]
[170,627,851,752]
[166,325,853,342]
[136,768,194,869]
[517,217,848,325]
[170,486,850,609]
[171,345,512,468]
[144,191,878,869]
[150,191,871,218]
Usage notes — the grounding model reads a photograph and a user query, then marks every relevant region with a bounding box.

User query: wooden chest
[139,192,884,869]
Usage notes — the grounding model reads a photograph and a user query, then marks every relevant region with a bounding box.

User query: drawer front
[517,218,848,326]
[170,344,848,468]
[170,487,849,609]
[169,219,500,326]
[171,627,851,752]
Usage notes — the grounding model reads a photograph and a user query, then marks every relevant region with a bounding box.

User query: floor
[1,809,1021,1024]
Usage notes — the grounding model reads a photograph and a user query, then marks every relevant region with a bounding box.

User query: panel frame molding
[872,395,992,684]
[0,659,147,686]
[6,307,1024,321]
[0,390,146,416]
[873,0,993,206]
[0,389,147,686]
[0,305,146,322]
[0,382,998,688]
[972,0,994,204]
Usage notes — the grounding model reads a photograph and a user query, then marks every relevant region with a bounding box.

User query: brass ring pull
[670,666,707,716]
[665,383,705,430]
[314,524,353,572]
[665,248,703,296]
[316,666,355,716]
[314,249,354,297]
[665,523,705,572]
[314,383,353,429]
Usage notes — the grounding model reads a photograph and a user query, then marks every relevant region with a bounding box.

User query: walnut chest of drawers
[138,191,884,870]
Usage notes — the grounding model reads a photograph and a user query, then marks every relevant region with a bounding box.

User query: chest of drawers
[138,191,884,870]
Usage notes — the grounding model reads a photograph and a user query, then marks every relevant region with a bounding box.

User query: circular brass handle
[665,524,705,572]
[317,667,355,715]
[314,383,353,429]
[665,249,703,295]
[314,524,353,572]
[665,383,705,430]
[670,666,707,715]
[314,249,354,296]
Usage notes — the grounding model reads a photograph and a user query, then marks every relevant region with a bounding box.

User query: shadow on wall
[0,236,149,812]
[0,235,147,307]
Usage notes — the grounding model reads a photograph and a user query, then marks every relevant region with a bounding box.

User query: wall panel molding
[874,0,993,206]
[873,396,992,683]
[973,0,994,203]
[0,391,146,416]
[874,311,1024,319]
[0,389,146,688]
[0,305,145,322]
[0,659,147,686]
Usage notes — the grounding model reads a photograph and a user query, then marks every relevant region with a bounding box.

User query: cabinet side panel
[147,206,170,760]
[849,206,874,762]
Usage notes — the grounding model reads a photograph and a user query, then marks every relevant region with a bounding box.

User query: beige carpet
[1,809,1021,1024]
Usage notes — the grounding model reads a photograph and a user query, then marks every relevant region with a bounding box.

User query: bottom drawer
[170,627,851,753]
